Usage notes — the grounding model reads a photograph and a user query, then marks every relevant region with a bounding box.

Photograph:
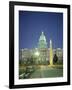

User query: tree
[53,54,58,64]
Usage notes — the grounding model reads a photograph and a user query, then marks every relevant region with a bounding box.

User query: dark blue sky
[19,11,63,49]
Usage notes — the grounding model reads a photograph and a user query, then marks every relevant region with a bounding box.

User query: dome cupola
[38,31,47,48]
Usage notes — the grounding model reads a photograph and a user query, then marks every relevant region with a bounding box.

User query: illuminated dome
[39,32,46,41]
[38,31,47,48]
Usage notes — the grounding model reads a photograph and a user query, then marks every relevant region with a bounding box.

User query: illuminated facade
[19,32,63,65]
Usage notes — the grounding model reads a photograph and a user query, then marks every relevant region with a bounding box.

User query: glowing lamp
[34,51,40,57]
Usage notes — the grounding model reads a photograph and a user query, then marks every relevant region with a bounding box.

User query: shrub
[53,54,58,64]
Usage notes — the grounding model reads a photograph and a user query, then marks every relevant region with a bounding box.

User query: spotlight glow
[35,51,40,56]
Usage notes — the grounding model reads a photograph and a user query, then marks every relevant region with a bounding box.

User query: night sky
[19,11,63,49]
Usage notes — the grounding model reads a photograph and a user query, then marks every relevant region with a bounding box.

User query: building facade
[19,32,63,65]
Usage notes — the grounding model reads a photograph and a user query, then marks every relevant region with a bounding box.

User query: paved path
[30,66,63,78]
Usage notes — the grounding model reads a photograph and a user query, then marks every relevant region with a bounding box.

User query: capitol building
[19,32,63,65]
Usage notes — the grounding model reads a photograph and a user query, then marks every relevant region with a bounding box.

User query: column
[50,39,53,65]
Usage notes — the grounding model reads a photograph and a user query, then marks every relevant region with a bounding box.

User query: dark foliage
[53,54,58,64]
